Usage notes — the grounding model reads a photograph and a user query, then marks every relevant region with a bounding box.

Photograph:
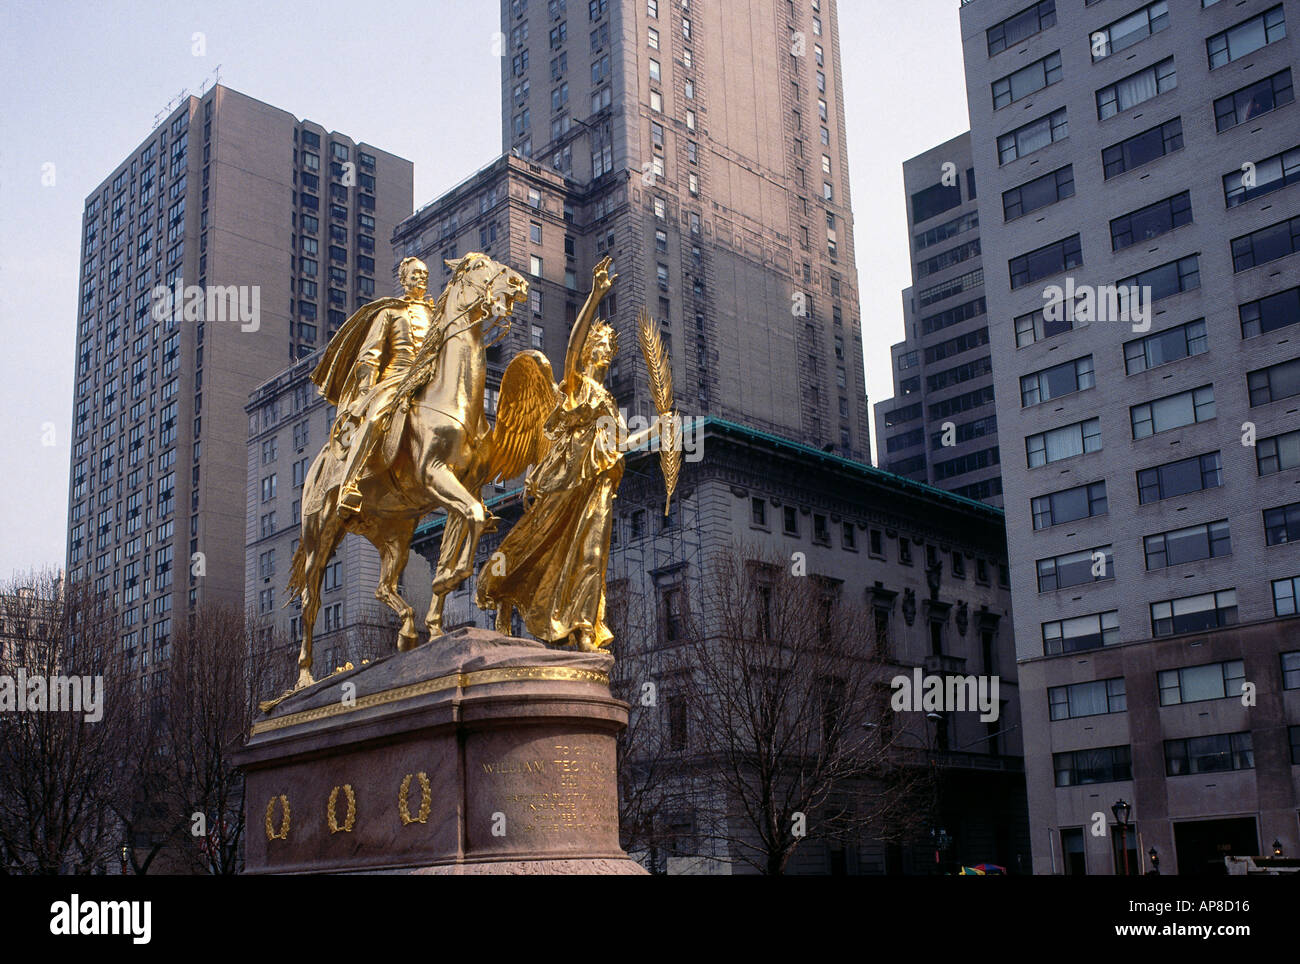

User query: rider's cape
[310,297,407,407]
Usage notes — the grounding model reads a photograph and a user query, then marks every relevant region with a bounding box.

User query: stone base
[373,857,647,875]
[234,628,646,875]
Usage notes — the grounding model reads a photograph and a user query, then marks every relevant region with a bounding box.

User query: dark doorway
[1060,827,1086,875]
[1173,818,1259,876]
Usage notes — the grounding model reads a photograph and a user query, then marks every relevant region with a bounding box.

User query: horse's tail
[284,539,308,606]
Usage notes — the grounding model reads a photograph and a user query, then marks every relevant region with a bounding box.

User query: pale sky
[0,0,970,577]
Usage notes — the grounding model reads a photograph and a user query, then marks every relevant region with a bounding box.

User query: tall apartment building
[65,85,411,684]
[874,133,1003,505]
[492,0,870,459]
[959,0,1300,873]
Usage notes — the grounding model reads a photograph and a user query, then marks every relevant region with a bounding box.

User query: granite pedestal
[234,628,645,874]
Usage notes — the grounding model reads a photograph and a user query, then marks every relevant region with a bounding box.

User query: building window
[1207,5,1286,69]
[1020,355,1095,406]
[1264,502,1300,546]
[1258,429,1300,476]
[1008,234,1082,289]
[1003,165,1074,221]
[1053,745,1132,786]
[1014,302,1073,347]
[1049,678,1126,721]
[1231,215,1300,272]
[660,585,685,642]
[1144,520,1231,570]
[1248,357,1300,407]
[812,514,829,545]
[1091,0,1168,61]
[1130,385,1214,439]
[1102,117,1183,179]
[1282,651,1300,689]
[992,50,1062,109]
[1043,610,1119,655]
[1159,660,1246,706]
[530,255,543,276]
[1026,418,1101,467]
[1036,546,1113,592]
[1224,146,1300,207]
[1096,57,1175,120]
[667,695,687,750]
[986,0,1056,56]
[1111,191,1192,250]
[751,497,766,527]
[1138,451,1223,503]
[1032,481,1107,530]
[1214,69,1293,132]
[997,108,1068,165]
[1150,589,1238,637]
[783,505,798,536]
[1124,319,1207,374]
[1274,575,1300,616]
[1164,732,1253,776]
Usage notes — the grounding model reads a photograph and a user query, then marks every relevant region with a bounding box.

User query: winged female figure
[474,256,669,652]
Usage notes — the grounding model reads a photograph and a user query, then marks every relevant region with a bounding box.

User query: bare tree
[0,570,128,874]
[160,605,278,874]
[665,547,931,875]
[607,579,677,872]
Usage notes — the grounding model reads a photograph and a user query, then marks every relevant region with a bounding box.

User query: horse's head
[442,253,528,343]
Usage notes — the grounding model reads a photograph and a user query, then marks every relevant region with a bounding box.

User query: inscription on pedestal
[468,734,620,855]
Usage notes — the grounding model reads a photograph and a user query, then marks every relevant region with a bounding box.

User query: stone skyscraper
[491,0,870,459]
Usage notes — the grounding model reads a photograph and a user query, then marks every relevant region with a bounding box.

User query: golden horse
[284,253,528,691]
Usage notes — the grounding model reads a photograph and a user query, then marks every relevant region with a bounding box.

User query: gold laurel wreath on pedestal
[398,772,433,825]
[265,794,291,841]
[327,784,357,834]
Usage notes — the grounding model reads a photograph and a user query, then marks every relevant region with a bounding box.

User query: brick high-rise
[65,85,411,682]
[959,0,1300,874]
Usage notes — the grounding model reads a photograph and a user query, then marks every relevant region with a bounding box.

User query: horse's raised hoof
[397,632,419,652]
[426,621,442,640]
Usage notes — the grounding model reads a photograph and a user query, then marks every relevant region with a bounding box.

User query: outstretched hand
[593,255,617,294]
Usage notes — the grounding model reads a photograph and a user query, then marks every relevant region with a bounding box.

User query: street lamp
[1273,839,1284,857]
[119,843,129,876]
[1111,800,1132,876]
[1148,847,1159,874]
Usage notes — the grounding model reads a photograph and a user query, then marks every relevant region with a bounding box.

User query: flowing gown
[476,374,625,647]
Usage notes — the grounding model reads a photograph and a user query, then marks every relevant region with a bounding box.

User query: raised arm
[561,256,616,397]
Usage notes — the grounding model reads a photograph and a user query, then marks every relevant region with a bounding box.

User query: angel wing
[484,350,559,484]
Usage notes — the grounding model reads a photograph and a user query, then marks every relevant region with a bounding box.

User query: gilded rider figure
[316,256,439,520]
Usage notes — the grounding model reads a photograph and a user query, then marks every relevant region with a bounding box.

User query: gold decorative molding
[399,772,432,826]
[327,784,356,834]
[250,665,610,736]
[265,794,290,841]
